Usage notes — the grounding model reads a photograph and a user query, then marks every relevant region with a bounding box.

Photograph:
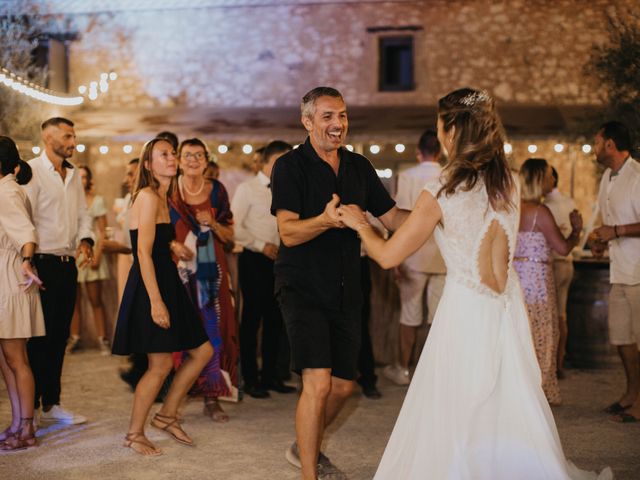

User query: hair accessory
[459,91,491,107]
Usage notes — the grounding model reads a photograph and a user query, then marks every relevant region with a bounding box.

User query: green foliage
[588,13,640,151]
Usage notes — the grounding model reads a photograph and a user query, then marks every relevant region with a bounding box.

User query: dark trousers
[27,256,78,408]
[239,250,286,387]
[358,257,377,388]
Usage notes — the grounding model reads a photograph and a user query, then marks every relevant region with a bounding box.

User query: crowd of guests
[0,111,637,456]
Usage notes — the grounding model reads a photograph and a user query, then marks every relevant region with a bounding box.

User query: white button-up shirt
[231,171,280,253]
[545,188,577,261]
[597,157,640,285]
[397,161,445,274]
[23,152,93,256]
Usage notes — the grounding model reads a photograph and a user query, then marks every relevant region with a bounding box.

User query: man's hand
[593,225,617,243]
[322,194,344,228]
[588,232,607,258]
[77,240,94,269]
[262,243,278,260]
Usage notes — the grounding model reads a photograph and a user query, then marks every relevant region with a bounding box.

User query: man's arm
[276,194,342,247]
[594,222,640,241]
[230,183,266,252]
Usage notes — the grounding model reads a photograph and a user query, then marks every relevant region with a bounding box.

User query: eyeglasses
[182,152,206,161]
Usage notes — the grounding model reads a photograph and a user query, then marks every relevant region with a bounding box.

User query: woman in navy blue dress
[112,137,212,456]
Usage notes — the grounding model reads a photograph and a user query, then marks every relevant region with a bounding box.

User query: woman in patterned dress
[514,158,582,404]
[169,138,238,422]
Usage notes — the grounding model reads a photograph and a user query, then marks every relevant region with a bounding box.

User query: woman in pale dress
[514,158,582,405]
[337,89,611,479]
[68,165,111,354]
[0,136,45,450]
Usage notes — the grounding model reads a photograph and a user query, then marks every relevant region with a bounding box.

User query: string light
[0,66,83,106]
[504,143,513,154]
[376,168,392,179]
[582,144,592,154]
[123,145,133,154]
[99,145,109,154]
[528,144,538,154]
[395,144,405,153]
[217,145,228,154]
[242,144,253,154]
[369,145,381,154]
[76,144,86,153]
[554,143,564,153]
[32,146,41,155]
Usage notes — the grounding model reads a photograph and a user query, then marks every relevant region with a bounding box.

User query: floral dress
[514,208,561,404]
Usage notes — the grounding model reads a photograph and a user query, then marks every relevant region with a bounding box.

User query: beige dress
[0,174,45,338]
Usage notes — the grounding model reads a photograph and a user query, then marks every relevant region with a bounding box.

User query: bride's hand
[337,204,367,230]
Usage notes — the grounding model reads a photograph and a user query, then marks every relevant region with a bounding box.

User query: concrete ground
[0,351,638,480]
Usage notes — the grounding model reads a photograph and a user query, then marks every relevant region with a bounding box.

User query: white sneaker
[382,365,410,386]
[40,405,87,425]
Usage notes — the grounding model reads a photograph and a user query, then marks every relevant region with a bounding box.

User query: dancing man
[271,87,408,479]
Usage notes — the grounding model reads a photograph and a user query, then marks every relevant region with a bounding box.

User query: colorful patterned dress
[514,211,561,405]
[169,180,238,398]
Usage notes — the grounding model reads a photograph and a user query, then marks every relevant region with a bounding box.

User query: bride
[337,88,613,479]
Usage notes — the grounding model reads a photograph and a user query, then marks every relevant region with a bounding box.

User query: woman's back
[425,177,520,298]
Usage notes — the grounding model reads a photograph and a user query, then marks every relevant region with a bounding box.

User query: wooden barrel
[566,258,619,368]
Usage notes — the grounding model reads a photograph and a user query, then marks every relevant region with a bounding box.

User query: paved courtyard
[0,351,638,479]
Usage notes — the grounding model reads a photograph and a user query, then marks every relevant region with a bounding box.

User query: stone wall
[63,0,635,110]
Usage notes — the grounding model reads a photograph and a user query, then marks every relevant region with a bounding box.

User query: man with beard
[591,121,640,423]
[271,87,409,479]
[24,117,93,426]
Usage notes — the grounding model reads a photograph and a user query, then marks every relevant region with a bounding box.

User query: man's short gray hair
[301,87,344,119]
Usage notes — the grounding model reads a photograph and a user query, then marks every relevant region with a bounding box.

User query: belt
[35,253,74,263]
[513,256,550,264]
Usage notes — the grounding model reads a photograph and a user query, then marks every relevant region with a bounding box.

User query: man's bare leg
[400,324,417,369]
[617,345,640,406]
[297,368,331,480]
[324,376,355,427]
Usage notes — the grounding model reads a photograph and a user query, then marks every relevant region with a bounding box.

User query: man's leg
[395,269,427,376]
[297,368,332,480]
[324,376,355,427]
[44,261,77,409]
[358,257,377,393]
[238,251,268,397]
[608,284,640,408]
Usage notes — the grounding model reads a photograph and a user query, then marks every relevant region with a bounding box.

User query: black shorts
[277,287,361,381]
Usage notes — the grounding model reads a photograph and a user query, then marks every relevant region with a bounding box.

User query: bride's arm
[339,191,442,269]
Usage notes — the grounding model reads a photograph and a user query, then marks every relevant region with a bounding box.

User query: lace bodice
[424,177,520,298]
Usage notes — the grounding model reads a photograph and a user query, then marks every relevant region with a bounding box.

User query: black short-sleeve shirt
[271,137,395,311]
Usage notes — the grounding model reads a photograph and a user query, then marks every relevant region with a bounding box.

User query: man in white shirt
[545,167,577,378]
[24,117,93,425]
[232,140,295,398]
[384,130,446,386]
[590,121,640,423]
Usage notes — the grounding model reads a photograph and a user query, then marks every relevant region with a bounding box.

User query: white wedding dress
[374,179,613,480]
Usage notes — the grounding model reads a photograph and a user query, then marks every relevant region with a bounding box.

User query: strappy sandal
[150,413,194,446]
[0,418,37,451]
[123,432,163,457]
[204,399,230,423]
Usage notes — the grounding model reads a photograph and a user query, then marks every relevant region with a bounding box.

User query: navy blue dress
[112,223,208,355]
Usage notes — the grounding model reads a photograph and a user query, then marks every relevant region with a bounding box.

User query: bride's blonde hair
[437,88,515,211]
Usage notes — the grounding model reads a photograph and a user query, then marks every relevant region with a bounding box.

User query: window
[379,36,414,92]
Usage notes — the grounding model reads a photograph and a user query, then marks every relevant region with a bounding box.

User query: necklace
[180,176,205,196]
